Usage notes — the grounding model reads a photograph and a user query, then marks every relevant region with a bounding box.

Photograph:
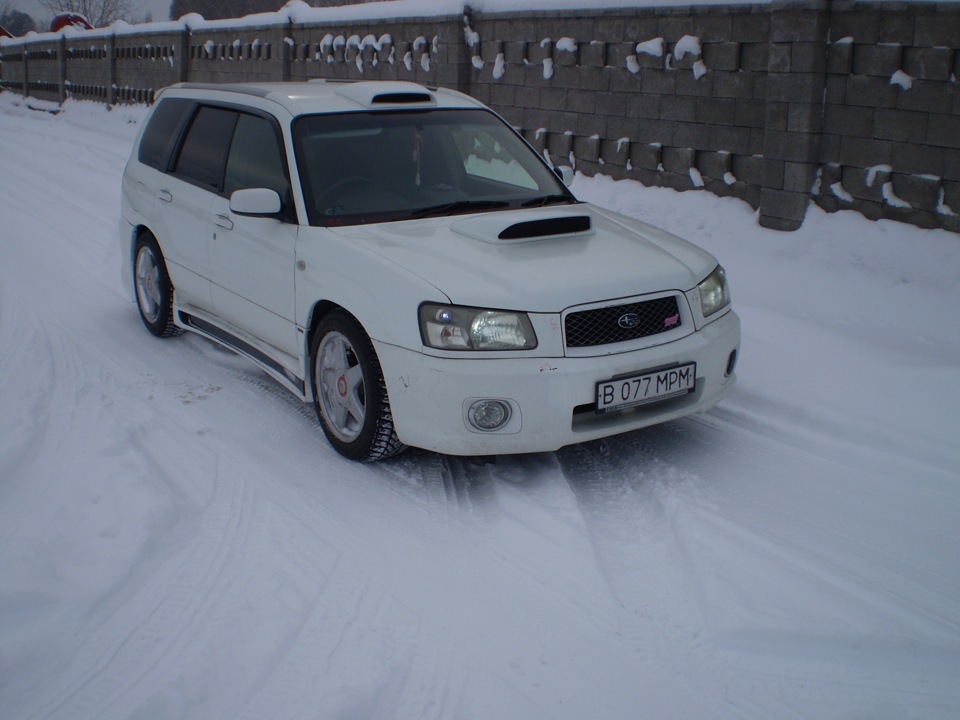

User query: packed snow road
[1,94,959,720]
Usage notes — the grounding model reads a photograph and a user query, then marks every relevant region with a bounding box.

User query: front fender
[295,227,448,352]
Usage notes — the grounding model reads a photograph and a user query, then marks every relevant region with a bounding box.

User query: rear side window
[174,106,239,191]
[137,97,194,171]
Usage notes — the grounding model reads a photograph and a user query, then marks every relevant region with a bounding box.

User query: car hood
[328,204,718,312]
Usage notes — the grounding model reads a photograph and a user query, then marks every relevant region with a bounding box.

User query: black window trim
[221,107,297,222]
[163,99,296,220]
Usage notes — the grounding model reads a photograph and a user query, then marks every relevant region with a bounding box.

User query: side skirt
[178,310,307,399]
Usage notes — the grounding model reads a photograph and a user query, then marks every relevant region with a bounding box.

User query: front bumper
[376,309,740,456]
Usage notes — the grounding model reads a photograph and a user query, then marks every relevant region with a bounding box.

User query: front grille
[565,296,681,348]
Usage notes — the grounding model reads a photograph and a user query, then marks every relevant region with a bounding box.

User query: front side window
[174,106,238,191]
[224,113,290,202]
[292,108,574,227]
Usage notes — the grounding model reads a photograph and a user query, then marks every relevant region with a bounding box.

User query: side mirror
[230,188,282,217]
[555,165,575,187]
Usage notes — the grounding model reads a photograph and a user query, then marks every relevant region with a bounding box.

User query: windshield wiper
[520,194,576,208]
[409,200,509,219]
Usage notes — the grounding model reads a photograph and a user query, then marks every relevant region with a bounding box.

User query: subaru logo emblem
[618,312,640,329]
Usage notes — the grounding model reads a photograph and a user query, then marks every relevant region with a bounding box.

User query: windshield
[292,108,575,227]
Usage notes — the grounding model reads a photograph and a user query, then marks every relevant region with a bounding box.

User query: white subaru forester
[120,80,740,461]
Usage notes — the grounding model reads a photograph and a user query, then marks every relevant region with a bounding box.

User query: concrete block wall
[65,40,112,103]
[816,2,960,231]
[113,31,185,102]
[283,15,464,88]
[464,5,791,225]
[463,2,957,232]
[184,25,289,85]
[1,1,957,233]
[2,38,64,101]
[0,45,26,94]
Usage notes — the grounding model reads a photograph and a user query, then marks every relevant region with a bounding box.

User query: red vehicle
[0,24,14,38]
[49,14,93,32]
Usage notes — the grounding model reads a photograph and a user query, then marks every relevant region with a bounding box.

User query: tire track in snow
[556,434,715,631]
[553,419,960,718]
[374,449,520,521]
[206,472,466,720]
[707,386,956,479]
[707,628,960,719]
[32,432,252,720]
[0,284,121,541]
[688,405,960,631]
[252,451,662,719]
[681,492,960,641]
[0,299,56,493]
[377,444,654,650]
[0,111,128,240]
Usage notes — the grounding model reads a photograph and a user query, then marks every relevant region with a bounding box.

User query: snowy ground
[1,93,959,720]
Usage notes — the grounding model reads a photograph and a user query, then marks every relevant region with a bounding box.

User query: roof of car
[159,80,484,117]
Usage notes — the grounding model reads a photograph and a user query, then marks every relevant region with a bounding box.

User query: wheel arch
[123,223,161,296]
[127,223,161,272]
[132,229,180,337]
[133,223,163,251]
[306,300,344,353]
[303,300,352,401]
[306,304,406,460]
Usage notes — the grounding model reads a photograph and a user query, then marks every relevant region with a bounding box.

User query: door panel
[209,201,299,360]
[153,175,215,310]
[209,112,299,362]
[160,105,240,311]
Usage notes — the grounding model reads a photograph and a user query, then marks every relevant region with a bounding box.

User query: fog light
[468,400,511,432]
[726,349,738,377]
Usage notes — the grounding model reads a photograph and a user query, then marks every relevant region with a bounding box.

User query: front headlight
[698,265,731,318]
[420,304,537,350]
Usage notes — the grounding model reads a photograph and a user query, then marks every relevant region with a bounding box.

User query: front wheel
[310,310,405,462]
[134,233,179,337]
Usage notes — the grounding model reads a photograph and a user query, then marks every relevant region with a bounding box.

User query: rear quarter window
[137,97,194,171]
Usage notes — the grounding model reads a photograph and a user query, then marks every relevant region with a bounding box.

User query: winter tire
[134,233,179,337]
[311,310,405,462]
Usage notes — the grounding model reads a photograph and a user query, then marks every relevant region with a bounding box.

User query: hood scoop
[453,211,594,244]
[334,81,436,108]
[499,215,592,239]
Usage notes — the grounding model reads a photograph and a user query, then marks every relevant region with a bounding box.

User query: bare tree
[38,0,138,27]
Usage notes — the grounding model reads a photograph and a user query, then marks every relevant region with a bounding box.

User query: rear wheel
[134,233,179,337]
[311,310,405,462]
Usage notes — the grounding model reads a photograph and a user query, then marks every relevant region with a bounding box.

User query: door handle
[215,214,234,230]
[158,189,173,203]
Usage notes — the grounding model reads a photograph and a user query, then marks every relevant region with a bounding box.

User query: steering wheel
[318,176,376,215]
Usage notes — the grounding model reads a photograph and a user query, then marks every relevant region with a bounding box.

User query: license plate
[596,363,697,413]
